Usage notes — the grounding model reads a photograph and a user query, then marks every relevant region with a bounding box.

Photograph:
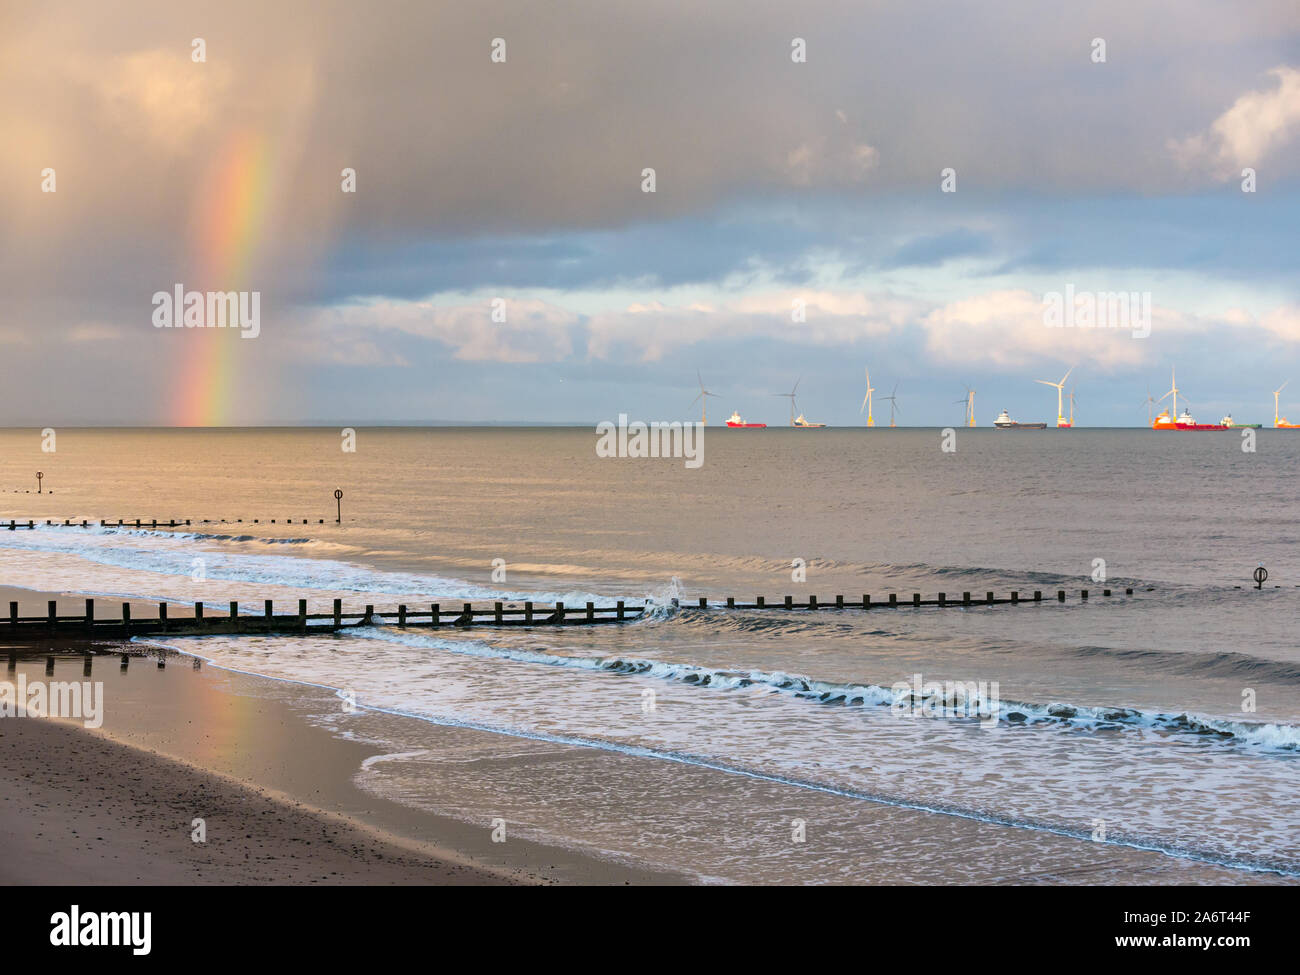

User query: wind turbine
[954,387,976,427]
[773,377,801,426]
[1140,385,1157,425]
[1034,366,1074,427]
[879,384,899,427]
[1156,366,1181,420]
[691,370,719,426]
[1068,387,1078,426]
[860,367,876,427]
[1274,380,1289,426]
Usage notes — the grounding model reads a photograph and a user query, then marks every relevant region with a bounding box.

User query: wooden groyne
[0,589,1130,644]
[5,518,328,530]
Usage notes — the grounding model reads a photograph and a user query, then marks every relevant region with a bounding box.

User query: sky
[3,0,1300,426]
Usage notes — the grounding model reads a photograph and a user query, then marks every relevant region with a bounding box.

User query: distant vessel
[726,411,766,428]
[1221,415,1260,429]
[1152,408,1229,431]
[993,409,1046,429]
[1152,368,1229,429]
[792,414,826,428]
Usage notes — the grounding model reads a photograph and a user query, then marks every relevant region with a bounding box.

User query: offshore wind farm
[685,365,1296,430]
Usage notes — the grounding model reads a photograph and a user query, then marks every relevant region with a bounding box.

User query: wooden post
[1057,590,1066,602]
[298,599,307,630]
[230,601,239,626]
[986,592,993,604]
[6,649,14,671]
[963,591,971,605]
[586,601,594,621]
[398,604,407,627]
[523,602,531,623]
[432,603,441,626]
[698,597,707,608]
[836,595,844,609]
[1034,591,1042,601]
[364,604,374,624]
[195,602,204,627]
[554,601,565,623]
[757,596,765,608]
[913,593,921,607]
[159,602,167,632]
[122,603,131,635]
[1081,589,1089,600]
[48,599,57,631]
[809,595,818,609]
[889,594,897,606]
[85,598,95,627]
[265,599,274,622]
[784,595,793,609]
[83,654,93,677]
[938,592,946,606]
[494,602,503,623]
[333,598,342,628]
[616,600,624,620]
[1103,589,1111,597]
[120,654,129,670]
[863,594,870,609]
[45,656,54,675]
[1011,591,1019,604]
[1125,588,1133,595]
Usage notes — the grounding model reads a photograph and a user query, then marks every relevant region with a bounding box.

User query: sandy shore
[0,716,519,885]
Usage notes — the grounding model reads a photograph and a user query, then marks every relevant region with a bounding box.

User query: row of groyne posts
[1,588,1134,648]
[4,489,350,529]
[6,518,329,529]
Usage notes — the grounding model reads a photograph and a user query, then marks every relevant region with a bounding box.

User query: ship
[1152,409,1231,431]
[725,411,766,428]
[792,413,826,428]
[1221,415,1260,429]
[993,409,1046,429]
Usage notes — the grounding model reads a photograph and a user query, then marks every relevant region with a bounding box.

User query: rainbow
[174,130,275,426]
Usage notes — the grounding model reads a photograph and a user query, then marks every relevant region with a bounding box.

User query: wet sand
[0,716,520,885]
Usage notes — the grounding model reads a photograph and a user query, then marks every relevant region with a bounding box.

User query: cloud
[1170,66,1300,178]
[1260,305,1300,343]
[67,322,122,343]
[300,298,577,364]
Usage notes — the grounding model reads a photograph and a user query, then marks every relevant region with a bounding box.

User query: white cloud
[302,298,577,364]
[1170,66,1300,178]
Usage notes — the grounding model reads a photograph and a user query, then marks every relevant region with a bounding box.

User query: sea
[1,426,1297,883]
